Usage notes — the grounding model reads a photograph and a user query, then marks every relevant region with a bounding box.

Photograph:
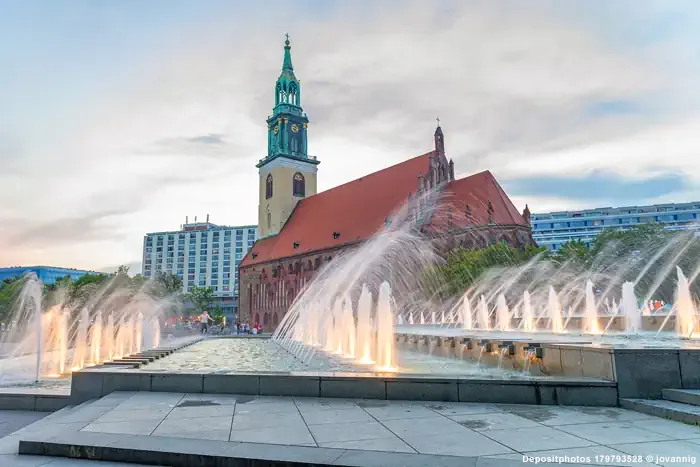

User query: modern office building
[0,266,95,285]
[531,201,700,251]
[142,217,257,318]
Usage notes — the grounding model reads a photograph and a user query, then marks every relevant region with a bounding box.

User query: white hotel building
[142,218,257,318]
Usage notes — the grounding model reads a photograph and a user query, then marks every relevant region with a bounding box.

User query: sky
[1,0,699,273]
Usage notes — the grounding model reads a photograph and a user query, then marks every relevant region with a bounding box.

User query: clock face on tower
[291,124,299,133]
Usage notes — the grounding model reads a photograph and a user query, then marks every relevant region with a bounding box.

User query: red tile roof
[240,152,527,267]
[430,171,527,230]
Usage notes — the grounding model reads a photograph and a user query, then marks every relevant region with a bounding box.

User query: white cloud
[1,1,698,269]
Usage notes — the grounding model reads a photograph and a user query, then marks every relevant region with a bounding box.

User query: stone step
[662,388,700,406]
[118,357,152,364]
[100,361,140,368]
[621,398,700,425]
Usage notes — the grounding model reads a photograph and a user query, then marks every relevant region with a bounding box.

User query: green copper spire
[258,35,319,168]
[282,33,294,72]
[274,34,300,109]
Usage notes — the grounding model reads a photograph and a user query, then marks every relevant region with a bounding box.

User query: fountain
[584,280,600,334]
[461,294,472,330]
[621,282,641,333]
[264,189,700,386]
[676,267,697,338]
[522,291,534,332]
[496,294,510,331]
[477,295,489,330]
[0,272,174,385]
[547,287,564,333]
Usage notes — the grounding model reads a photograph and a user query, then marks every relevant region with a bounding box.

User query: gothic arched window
[293,172,305,197]
[289,83,297,105]
[266,174,273,199]
[266,210,271,230]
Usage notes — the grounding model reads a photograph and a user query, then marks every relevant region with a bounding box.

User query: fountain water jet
[356,286,373,363]
[522,291,534,332]
[496,294,510,331]
[621,282,642,333]
[584,280,601,334]
[376,282,395,370]
[548,287,563,333]
[461,294,472,330]
[477,295,490,330]
[676,267,697,338]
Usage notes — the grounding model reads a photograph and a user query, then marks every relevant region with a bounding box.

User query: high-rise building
[142,217,257,317]
[531,201,700,251]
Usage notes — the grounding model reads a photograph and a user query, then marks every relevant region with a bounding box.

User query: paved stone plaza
[0,410,147,466]
[6,391,700,466]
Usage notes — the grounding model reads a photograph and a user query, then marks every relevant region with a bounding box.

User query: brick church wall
[238,224,533,332]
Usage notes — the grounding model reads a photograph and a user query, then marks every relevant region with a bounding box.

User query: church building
[238,38,533,330]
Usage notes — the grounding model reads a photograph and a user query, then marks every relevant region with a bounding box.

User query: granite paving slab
[9,392,700,466]
[557,421,675,445]
[611,440,700,466]
[0,409,151,466]
[483,425,597,452]
[0,411,47,437]
[307,420,396,444]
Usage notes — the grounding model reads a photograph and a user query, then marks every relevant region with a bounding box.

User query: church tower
[257,36,320,238]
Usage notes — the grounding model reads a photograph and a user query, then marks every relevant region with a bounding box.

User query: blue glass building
[532,201,700,251]
[0,266,95,285]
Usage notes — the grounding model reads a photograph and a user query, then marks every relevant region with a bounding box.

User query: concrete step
[101,361,140,368]
[621,398,700,425]
[662,388,700,406]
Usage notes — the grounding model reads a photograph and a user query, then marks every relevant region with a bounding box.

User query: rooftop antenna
[194,216,198,223]
[186,216,189,224]
[206,214,210,223]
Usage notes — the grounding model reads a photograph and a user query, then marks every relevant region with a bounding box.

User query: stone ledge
[0,393,70,412]
[17,431,483,467]
[67,370,619,406]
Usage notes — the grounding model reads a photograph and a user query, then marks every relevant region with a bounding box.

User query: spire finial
[436,116,440,127]
[282,34,294,71]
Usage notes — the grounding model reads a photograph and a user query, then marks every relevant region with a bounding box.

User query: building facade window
[293,172,305,197]
[266,174,273,199]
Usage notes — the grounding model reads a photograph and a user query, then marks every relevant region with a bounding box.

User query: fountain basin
[395,326,700,399]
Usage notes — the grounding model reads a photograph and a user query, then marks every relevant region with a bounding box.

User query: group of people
[198,311,263,335]
[235,322,263,335]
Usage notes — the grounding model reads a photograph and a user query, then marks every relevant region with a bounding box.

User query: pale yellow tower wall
[258,160,318,238]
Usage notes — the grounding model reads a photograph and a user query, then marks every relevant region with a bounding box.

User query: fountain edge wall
[395,333,700,399]
[67,368,618,407]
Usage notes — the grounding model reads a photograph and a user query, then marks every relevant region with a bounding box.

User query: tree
[0,278,23,322]
[552,240,588,265]
[186,286,215,316]
[431,242,548,297]
[210,305,224,325]
[151,271,183,298]
[116,265,131,277]
[586,224,669,262]
[131,274,147,290]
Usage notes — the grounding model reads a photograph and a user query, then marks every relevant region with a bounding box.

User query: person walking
[200,310,211,334]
